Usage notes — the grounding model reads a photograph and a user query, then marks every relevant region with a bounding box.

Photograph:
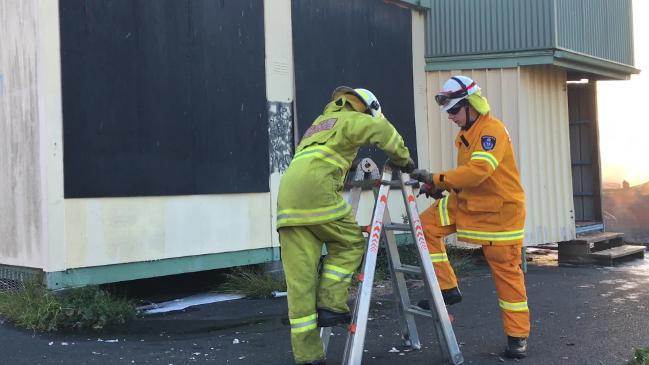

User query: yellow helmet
[331,86,382,117]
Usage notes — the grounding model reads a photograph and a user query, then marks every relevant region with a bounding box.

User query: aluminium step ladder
[320,158,464,365]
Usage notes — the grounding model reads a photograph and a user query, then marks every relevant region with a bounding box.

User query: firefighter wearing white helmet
[411,75,530,359]
[277,86,415,364]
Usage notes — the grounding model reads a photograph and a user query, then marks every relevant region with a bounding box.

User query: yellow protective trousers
[279,214,365,364]
[420,194,530,338]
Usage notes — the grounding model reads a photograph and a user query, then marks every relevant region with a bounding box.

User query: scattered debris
[138,293,244,315]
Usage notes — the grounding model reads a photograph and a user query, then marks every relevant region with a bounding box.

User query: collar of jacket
[457,113,489,146]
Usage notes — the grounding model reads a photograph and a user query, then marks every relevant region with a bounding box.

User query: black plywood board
[60,0,268,197]
[292,0,418,167]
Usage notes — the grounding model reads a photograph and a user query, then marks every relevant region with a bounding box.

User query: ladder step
[394,264,421,275]
[404,305,432,318]
[384,223,412,231]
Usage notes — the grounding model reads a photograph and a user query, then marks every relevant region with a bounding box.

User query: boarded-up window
[60,0,268,197]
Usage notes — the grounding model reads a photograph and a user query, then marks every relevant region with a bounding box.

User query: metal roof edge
[396,0,431,10]
[553,49,640,80]
[425,50,555,71]
[425,49,640,80]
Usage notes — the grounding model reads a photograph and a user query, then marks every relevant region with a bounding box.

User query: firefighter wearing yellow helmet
[411,75,530,359]
[277,86,414,364]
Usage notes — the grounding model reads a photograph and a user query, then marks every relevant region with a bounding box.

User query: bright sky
[597,0,649,186]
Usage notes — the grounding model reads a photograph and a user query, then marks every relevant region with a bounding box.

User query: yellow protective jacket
[277,98,411,228]
[433,113,526,245]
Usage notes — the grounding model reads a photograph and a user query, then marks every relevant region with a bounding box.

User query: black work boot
[416,287,463,310]
[504,336,528,359]
[317,308,351,328]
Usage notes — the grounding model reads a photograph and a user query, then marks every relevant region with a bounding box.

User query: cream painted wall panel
[65,194,272,268]
[518,66,575,244]
[38,0,66,272]
[0,1,43,268]
[425,67,575,245]
[265,0,294,250]
[264,0,294,104]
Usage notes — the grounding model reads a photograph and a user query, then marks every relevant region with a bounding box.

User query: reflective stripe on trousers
[322,263,354,283]
[289,313,318,334]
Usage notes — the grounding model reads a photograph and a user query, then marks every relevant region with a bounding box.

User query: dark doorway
[567,82,603,233]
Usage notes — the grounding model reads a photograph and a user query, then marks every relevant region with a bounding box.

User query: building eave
[426,49,640,80]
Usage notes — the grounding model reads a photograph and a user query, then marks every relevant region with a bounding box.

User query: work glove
[386,157,415,173]
[410,169,433,185]
[401,157,416,173]
[419,183,445,200]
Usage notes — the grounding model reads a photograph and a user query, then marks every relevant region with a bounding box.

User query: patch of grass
[218,266,286,299]
[630,347,649,365]
[0,282,135,332]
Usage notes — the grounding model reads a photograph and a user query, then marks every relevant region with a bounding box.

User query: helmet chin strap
[461,104,477,131]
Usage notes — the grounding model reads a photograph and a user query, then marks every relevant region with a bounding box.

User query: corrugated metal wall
[518,65,575,244]
[426,0,634,69]
[426,0,555,57]
[425,66,575,245]
[555,0,633,65]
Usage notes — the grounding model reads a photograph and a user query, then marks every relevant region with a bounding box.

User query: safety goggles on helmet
[436,76,480,114]
[435,77,477,107]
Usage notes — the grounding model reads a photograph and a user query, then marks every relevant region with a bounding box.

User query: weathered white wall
[425,66,575,245]
[0,1,43,268]
[64,194,272,268]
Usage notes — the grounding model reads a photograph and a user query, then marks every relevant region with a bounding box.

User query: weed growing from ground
[218,266,287,299]
[0,282,135,332]
[630,347,649,365]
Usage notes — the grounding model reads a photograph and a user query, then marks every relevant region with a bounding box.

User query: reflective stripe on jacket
[433,114,525,245]
[277,99,411,229]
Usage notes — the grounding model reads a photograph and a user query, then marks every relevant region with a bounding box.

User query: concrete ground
[1,251,648,365]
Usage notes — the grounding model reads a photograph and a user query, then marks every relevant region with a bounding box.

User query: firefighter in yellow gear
[277,86,414,365]
[411,76,530,359]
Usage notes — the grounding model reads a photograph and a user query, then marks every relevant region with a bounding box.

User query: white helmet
[331,86,382,117]
[435,76,480,112]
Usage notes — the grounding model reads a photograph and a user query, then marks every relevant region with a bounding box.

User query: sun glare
[597,0,649,187]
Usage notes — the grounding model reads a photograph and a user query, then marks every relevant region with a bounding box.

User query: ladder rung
[383,223,412,231]
[379,180,402,188]
[346,180,380,189]
[404,305,432,318]
[394,264,421,275]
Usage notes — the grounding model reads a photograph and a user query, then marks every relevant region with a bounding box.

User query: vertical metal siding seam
[552,67,565,239]
[533,67,550,241]
[547,66,560,238]
[525,68,539,243]
[560,69,574,239]
[533,67,544,242]
[531,0,537,48]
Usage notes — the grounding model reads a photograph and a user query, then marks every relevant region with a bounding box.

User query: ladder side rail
[381,208,421,350]
[342,166,394,365]
[400,172,464,365]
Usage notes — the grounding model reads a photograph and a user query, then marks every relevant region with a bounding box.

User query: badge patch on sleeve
[481,135,496,151]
